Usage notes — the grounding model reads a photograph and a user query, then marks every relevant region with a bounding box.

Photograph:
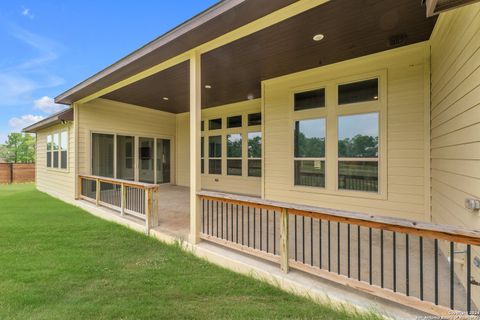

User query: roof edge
[55,0,245,105]
[23,108,74,133]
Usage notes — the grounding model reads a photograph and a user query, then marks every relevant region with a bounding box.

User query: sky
[0,0,218,143]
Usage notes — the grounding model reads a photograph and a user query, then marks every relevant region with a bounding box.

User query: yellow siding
[36,122,76,201]
[263,43,430,221]
[429,4,480,305]
[430,5,480,230]
[176,99,262,195]
[77,98,176,177]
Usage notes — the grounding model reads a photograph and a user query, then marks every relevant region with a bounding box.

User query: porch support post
[189,50,202,244]
[280,208,289,273]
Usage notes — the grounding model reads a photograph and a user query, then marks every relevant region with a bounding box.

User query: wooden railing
[198,191,480,316]
[78,175,159,233]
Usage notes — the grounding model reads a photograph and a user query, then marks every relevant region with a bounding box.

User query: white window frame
[290,70,387,200]
[46,128,69,172]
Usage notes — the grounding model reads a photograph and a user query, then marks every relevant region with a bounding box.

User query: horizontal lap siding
[78,98,176,177]
[430,3,480,229]
[36,122,75,201]
[430,3,480,308]
[263,44,429,221]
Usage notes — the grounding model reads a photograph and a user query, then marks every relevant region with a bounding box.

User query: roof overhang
[54,0,297,105]
[23,108,74,133]
[426,0,480,16]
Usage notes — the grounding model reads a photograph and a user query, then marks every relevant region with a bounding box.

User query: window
[46,130,68,170]
[156,139,171,183]
[248,113,261,126]
[227,134,242,176]
[294,88,325,111]
[117,135,135,180]
[338,78,378,105]
[46,135,52,168]
[52,133,59,168]
[227,115,242,128]
[208,135,222,174]
[294,119,326,187]
[248,132,261,177]
[201,137,205,174]
[338,113,379,192]
[209,118,222,130]
[60,131,68,169]
[92,133,114,178]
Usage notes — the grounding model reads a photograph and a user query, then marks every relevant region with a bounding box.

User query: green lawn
[0,184,379,320]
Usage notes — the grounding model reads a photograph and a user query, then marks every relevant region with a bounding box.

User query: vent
[388,34,408,47]
[426,0,480,17]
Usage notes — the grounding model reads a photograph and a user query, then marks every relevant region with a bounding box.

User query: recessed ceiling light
[313,34,325,42]
[247,94,254,100]
[373,96,378,100]
[163,97,169,101]
[205,85,212,89]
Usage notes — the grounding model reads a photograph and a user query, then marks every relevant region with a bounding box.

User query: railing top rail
[79,175,160,191]
[198,190,480,245]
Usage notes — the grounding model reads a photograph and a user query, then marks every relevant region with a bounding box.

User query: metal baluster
[303,216,305,264]
[348,224,351,278]
[328,221,331,272]
[216,201,219,238]
[253,208,256,249]
[311,217,314,266]
[419,236,423,300]
[260,209,263,251]
[369,228,372,285]
[358,226,361,281]
[266,210,269,252]
[231,204,234,242]
[381,229,384,288]
[406,234,409,296]
[338,222,341,274]
[221,202,224,239]
[295,215,297,261]
[319,219,322,268]
[273,211,276,254]
[202,199,205,233]
[236,205,239,244]
[242,206,244,246]
[393,232,396,292]
[467,245,471,314]
[226,202,229,241]
[450,241,454,310]
[207,200,210,235]
[435,239,438,305]
[247,206,250,247]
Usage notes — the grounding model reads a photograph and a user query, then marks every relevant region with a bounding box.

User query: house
[23,0,480,316]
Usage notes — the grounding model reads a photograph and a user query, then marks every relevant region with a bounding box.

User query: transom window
[46,130,68,170]
[338,78,379,105]
[294,119,325,187]
[294,88,325,111]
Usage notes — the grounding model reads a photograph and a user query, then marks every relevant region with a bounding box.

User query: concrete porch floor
[154,185,190,240]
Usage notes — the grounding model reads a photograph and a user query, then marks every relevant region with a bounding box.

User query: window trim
[289,70,387,200]
[46,128,69,172]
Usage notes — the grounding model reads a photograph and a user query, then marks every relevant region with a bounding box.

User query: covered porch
[62,0,480,317]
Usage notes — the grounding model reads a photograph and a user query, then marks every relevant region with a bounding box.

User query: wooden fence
[0,163,35,184]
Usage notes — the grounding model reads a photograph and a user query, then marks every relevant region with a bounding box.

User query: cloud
[34,96,66,114]
[0,24,64,107]
[21,8,34,19]
[8,114,44,132]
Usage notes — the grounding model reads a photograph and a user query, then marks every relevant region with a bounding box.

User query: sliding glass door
[117,135,135,180]
[156,139,171,184]
[91,133,171,184]
[139,137,155,183]
[92,133,114,178]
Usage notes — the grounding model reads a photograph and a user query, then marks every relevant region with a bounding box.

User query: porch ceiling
[100,0,437,113]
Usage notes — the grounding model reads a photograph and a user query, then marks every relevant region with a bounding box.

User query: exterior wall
[430,4,480,305]
[430,3,480,230]
[36,122,75,201]
[263,43,431,221]
[176,99,262,196]
[77,98,176,178]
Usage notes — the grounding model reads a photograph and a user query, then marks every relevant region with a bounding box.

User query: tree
[0,133,36,163]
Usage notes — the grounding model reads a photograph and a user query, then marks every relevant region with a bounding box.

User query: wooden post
[120,183,126,216]
[152,188,159,228]
[189,50,202,244]
[280,208,289,273]
[76,176,82,200]
[95,178,100,206]
[145,189,151,235]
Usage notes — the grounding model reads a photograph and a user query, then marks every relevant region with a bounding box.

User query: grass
[0,184,381,319]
